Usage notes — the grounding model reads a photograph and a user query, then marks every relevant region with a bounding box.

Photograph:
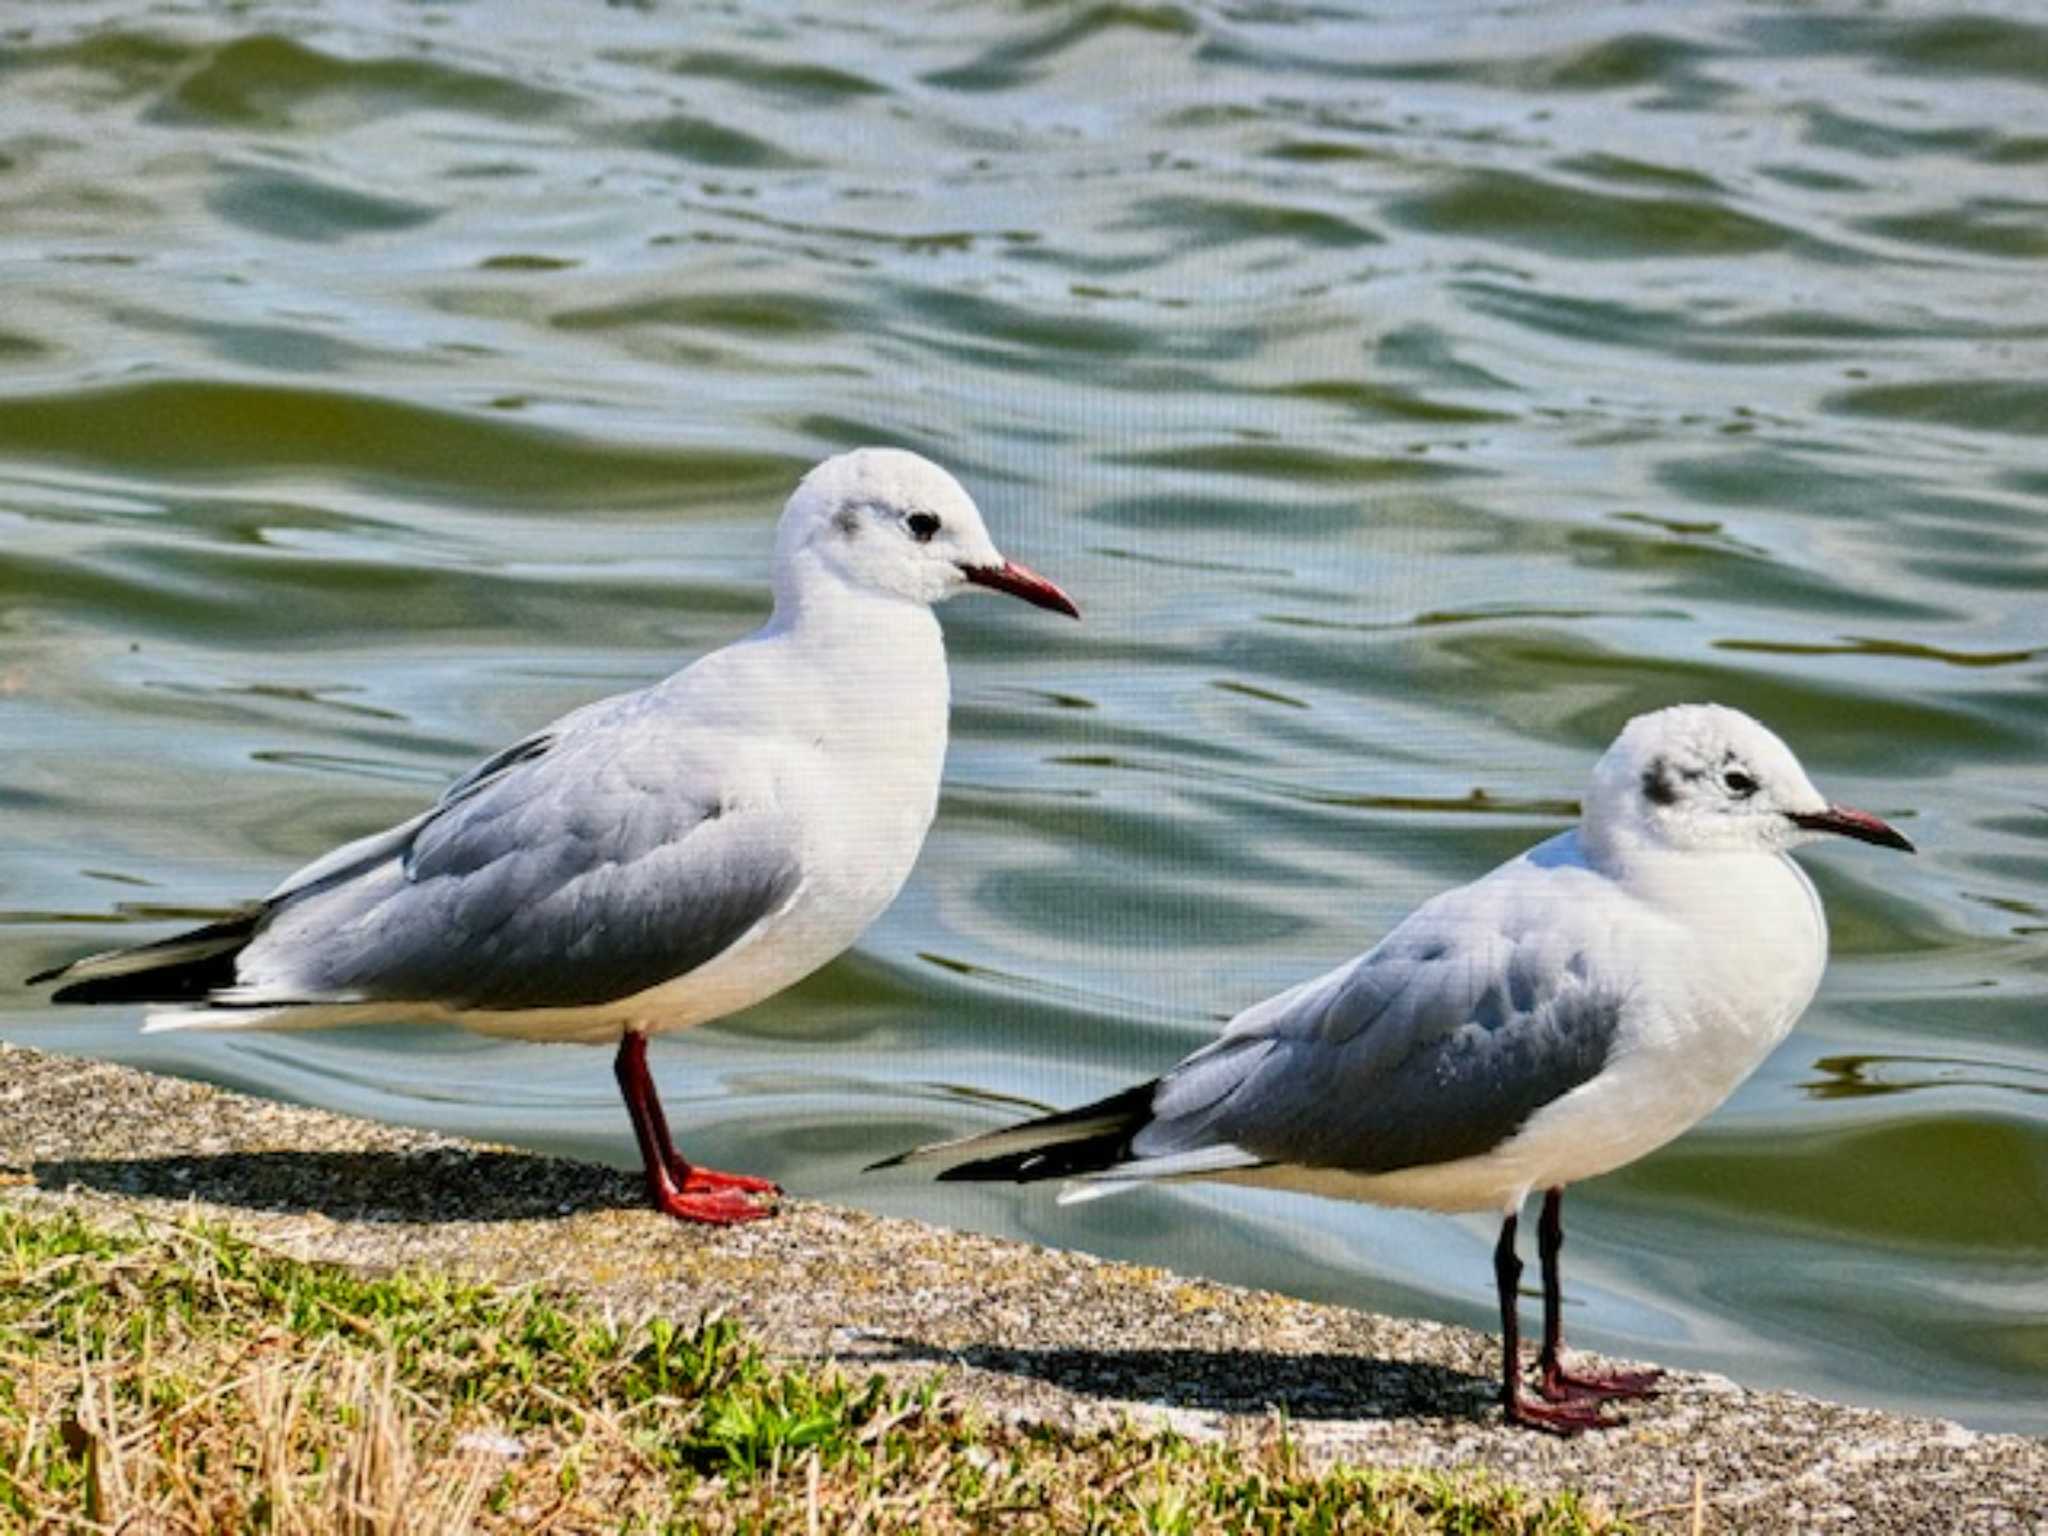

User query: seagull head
[775,448,1078,618]
[1587,703,1914,856]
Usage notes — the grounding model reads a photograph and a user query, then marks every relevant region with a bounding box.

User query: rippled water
[3,0,2044,1432]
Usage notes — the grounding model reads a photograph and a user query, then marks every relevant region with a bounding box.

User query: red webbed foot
[648,1185,777,1225]
[672,1161,781,1197]
[1540,1358,1663,1404]
[1506,1391,1617,1436]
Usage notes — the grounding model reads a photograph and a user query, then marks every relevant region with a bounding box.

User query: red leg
[1536,1189,1661,1403]
[614,1032,777,1224]
[631,1034,782,1196]
[1495,1210,1611,1434]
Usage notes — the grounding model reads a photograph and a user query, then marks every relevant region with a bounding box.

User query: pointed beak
[959,558,1080,619]
[1789,804,1916,853]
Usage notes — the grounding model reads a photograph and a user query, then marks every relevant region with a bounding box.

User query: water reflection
[1802,1053,2048,1102]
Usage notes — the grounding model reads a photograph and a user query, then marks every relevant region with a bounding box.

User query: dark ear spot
[832,506,861,536]
[1641,757,1679,807]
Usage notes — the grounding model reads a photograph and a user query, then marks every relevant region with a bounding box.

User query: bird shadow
[872,1338,1494,1424]
[31,1148,642,1225]
[38,1152,1502,1425]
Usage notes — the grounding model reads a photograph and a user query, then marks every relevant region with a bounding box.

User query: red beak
[1789,804,1915,853]
[960,559,1080,619]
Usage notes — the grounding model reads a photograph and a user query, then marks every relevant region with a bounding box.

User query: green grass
[0,1206,1626,1533]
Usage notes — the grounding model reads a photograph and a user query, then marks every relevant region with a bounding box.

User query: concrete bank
[0,1041,2037,1533]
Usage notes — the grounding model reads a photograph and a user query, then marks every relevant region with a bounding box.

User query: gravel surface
[2,1040,2039,1533]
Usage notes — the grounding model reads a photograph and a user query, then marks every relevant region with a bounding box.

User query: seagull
[32,447,1078,1226]
[874,704,1914,1432]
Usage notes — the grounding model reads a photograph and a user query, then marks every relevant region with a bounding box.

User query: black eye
[1723,769,1758,798]
[906,512,940,542]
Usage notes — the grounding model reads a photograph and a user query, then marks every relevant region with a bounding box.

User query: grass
[0,1205,1628,1533]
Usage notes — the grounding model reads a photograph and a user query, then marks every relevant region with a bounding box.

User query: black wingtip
[27,910,263,1006]
[863,1083,1161,1184]
[933,1151,1039,1183]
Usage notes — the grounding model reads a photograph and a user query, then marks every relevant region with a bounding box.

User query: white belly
[450,882,879,1042]
[1222,995,1805,1214]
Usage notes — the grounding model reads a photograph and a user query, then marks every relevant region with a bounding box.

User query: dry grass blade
[0,1206,1625,1535]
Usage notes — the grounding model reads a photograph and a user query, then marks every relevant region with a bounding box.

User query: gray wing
[263,729,563,906]
[1130,883,1628,1176]
[241,711,803,1012]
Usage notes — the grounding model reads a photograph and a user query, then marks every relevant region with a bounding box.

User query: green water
[3,0,2044,1433]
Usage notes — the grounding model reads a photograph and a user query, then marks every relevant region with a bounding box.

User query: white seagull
[876,704,1913,1432]
[33,448,1078,1225]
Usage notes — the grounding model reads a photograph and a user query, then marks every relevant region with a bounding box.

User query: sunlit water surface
[2,0,2044,1432]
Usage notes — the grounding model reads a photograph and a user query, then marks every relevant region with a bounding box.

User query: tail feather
[868,1082,1159,1183]
[31,910,263,1005]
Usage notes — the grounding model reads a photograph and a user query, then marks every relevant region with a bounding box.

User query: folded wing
[895,854,1631,1190]
[39,704,803,1016]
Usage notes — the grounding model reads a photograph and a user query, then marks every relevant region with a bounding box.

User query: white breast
[462,603,953,1045]
[1480,850,1828,1211]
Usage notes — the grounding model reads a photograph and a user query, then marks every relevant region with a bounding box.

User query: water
[3,0,2044,1434]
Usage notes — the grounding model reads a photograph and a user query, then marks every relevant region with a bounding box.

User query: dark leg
[1495,1211,1608,1434]
[1535,1188,1660,1403]
[1539,1188,1566,1379]
[614,1032,776,1224]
